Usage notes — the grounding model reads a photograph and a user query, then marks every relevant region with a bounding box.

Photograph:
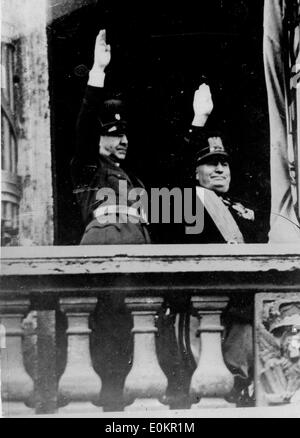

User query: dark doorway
[48,0,270,245]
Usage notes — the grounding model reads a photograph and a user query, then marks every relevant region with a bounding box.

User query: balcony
[1,244,300,417]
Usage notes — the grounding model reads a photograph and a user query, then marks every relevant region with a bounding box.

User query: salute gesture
[93,29,111,71]
[192,83,214,127]
[89,29,111,87]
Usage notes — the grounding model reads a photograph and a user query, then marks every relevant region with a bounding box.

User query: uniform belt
[94,205,148,224]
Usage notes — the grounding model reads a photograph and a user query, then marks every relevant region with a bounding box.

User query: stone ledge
[3,405,300,418]
[1,244,300,276]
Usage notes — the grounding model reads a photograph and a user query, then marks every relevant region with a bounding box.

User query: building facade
[1,0,53,247]
[1,0,300,417]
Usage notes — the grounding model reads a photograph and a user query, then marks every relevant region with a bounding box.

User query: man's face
[196,156,231,194]
[99,134,128,161]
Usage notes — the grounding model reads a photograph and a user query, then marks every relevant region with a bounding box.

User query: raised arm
[73,30,111,165]
[184,83,214,150]
[192,83,214,127]
[88,29,111,87]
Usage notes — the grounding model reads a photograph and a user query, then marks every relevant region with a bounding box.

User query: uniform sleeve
[179,125,207,185]
[74,86,105,164]
[71,86,105,188]
[184,125,206,146]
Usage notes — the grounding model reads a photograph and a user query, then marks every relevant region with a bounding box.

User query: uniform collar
[100,154,121,168]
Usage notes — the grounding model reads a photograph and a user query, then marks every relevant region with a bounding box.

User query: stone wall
[2,0,54,246]
[47,0,97,22]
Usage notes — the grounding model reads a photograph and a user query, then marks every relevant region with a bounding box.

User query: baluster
[36,308,58,414]
[23,304,60,415]
[0,299,34,416]
[124,297,169,412]
[190,296,234,408]
[0,322,5,416]
[58,298,101,414]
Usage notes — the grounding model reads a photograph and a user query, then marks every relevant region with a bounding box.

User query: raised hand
[192,84,214,127]
[92,29,111,72]
[89,29,111,87]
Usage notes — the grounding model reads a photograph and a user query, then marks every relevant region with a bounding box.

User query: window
[1,40,21,246]
[48,0,271,245]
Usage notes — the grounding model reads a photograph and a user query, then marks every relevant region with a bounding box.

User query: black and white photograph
[0,0,300,420]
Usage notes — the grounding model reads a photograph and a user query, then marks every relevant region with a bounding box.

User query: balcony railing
[1,244,300,416]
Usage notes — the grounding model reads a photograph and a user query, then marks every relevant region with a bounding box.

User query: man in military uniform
[71,29,150,246]
[169,84,265,406]
[183,83,262,245]
[71,30,150,411]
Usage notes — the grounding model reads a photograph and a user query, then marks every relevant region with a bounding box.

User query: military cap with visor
[98,98,128,136]
[195,132,229,165]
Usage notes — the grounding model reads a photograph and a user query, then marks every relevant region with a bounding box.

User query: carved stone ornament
[257,297,300,406]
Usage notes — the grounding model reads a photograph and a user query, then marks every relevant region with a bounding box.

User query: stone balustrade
[189,296,234,408]
[0,244,300,416]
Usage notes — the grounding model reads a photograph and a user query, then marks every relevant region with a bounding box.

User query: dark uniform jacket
[71,86,151,245]
[182,193,264,244]
[180,126,267,245]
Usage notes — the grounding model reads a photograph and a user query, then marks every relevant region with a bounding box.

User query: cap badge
[115,113,121,121]
[208,137,225,154]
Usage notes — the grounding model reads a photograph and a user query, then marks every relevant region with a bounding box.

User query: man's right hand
[88,29,111,87]
[92,29,111,71]
[192,84,214,127]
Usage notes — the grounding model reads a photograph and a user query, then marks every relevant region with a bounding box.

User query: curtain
[264,0,300,242]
